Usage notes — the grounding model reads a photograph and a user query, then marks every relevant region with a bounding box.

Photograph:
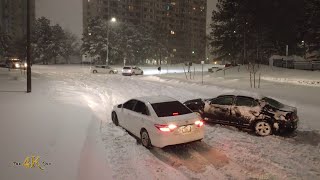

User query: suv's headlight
[15,63,20,68]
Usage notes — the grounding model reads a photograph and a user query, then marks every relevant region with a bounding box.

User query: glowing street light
[106,17,117,65]
[111,17,117,22]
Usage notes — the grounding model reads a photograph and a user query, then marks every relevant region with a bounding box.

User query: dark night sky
[36,0,217,37]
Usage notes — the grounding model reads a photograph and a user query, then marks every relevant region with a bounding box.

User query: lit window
[170,30,175,35]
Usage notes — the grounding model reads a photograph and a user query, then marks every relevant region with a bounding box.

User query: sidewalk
[0,68,112,180]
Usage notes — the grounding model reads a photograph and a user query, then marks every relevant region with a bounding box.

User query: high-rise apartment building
[83,0,207,63]
[0,0,35,40]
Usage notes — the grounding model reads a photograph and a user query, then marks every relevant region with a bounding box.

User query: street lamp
[106,17,117,65]
[302,40,306,58]
[27,0,31,92]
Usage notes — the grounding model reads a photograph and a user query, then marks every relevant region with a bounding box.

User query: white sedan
[111,96,204,148]
[92,65,118,74]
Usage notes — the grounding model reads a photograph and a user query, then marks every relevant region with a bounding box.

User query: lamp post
[106,17,116,65]
[27,0,31,93]
[302,40,306,59]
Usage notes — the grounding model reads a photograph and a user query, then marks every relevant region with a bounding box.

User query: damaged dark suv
[184,93,299,136]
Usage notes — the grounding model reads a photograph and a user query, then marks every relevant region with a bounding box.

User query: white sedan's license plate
[180,125,192,133]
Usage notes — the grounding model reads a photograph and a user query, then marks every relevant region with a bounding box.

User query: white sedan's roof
[136,96,177,104]
[219,91,263,99]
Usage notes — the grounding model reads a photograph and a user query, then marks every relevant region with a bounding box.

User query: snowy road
[1,65,320,180]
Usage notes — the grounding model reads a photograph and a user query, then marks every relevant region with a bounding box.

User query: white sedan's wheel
[255,121,272,136]
[140,130,152,149]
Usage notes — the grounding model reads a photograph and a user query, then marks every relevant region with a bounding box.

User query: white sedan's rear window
[151,101,192,117]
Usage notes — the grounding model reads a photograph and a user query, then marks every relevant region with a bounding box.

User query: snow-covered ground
[0,65,319,180]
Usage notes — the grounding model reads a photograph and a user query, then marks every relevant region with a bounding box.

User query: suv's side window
[123,100,137,111]
[212,96,234,105]
[235,96,255,107]
[252,100,259,107]
[133,101,149,115]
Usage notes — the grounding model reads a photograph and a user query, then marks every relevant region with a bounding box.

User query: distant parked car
[208,65,225,73]
[92,65,118,74]
[184,93,298,136]
[5,59,26,69]
[122,66,143,76]
[111,96,204,148]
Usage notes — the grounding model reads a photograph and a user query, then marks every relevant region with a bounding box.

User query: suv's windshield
[151,101,192,117]
[261,97,284,109]
[123,67,131,69]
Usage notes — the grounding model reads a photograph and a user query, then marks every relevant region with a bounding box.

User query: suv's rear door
[232,96,260,126]
[205,95,234,123]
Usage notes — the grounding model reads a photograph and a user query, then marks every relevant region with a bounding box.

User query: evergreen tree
[210,0,305,64]
[82,17,168,65]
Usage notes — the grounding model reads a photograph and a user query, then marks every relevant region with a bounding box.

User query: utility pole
[106,26,109,65]
[27,0,31,93]
[243,21,248,65]
[243,28,246,65]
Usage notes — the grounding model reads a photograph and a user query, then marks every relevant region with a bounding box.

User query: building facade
[83,0,207,64]
[0,0,35,42]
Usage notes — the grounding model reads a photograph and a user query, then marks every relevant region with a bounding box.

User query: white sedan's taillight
[195,120,204,127]
[155,124,177,132]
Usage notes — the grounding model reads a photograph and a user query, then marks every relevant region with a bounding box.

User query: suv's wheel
[140,129,152,149]
[111,112,119,126]
[255,121,272,136]
[93,70,97,74]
